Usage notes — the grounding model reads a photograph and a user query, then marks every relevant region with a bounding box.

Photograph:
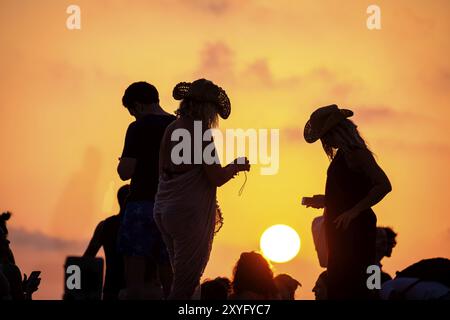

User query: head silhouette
[312,271,328,300]
[274,274,301,300]
[122,82,159,118]
[201,277,231,300]
[231,251,277,298]
[376,226,398,262]
[0,211,11,238]
[304,105,369,160]
[173,79,231,129]
[0,212,14,264]
[321,118,369,159]
[117,184,130,212]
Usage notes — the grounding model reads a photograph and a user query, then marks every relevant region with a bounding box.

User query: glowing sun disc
[260,224,301,263]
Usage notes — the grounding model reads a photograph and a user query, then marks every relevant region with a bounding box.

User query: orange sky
[1,0,449,299]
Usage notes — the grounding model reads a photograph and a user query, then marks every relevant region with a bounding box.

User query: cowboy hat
[173,79,231,119]
[304,104,353,143]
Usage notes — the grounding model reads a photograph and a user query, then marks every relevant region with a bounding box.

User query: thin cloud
[9,227,85,252]
[373,139,450,156]
[194,42,236,85]
[352,106,425,125]
[242,59,301,89]
[186,0,234,15]
[193,42,301,89]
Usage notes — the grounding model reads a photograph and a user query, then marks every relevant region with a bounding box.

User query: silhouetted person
[303,105,392,300]
[229,252,279,300]
[274,274,301,300]
[83,185,130,300]
[201,277,231,300]
[154,79,250,299]
[381,258,450,300]
[0,212,40,300]
[311,214,328,267]
[395,258,450,287]
[117,82,176,299]
[0,268,10,300]
[376,226,397,283]
[312,271,328,300]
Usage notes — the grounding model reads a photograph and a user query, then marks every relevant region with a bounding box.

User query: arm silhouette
[83,221,104,257]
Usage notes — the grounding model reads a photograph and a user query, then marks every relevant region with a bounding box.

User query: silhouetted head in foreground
[173,78,231,129]
[274,274,301,300]
[231,251,278,300]
[117,184,130,213]
[312,271,328,300]
[122,82,160,119]
[0,212,13,263]
[376,226,398,262]
[0,211,11,237]
[304,104,369,160]
[201,277,231,300]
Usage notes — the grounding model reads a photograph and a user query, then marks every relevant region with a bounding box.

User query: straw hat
[304,104,353,143]
[173,79,231,119]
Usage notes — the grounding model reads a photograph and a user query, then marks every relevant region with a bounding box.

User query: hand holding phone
[23,271,41,295]
[302,194,325,209]
[232,157,250,172]
[28,271,41,280]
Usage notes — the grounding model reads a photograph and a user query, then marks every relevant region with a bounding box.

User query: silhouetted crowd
[1,80,449,301]
[0,212,41,300]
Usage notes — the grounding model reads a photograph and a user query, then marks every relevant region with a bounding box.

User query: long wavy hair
[231,252,278,298]
[321,119,370,160]
[175,98,219,129]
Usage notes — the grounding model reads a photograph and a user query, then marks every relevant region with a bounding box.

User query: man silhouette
[117,82,175,299]
[84,185,130,300]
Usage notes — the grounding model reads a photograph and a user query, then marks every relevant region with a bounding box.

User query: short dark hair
[122,82,159,109]
[201,277,231,300]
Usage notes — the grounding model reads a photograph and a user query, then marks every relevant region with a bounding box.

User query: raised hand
[232,157,250,172]
[303,194,325,209]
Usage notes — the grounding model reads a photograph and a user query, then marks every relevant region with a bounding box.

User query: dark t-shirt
[121,114,176,201]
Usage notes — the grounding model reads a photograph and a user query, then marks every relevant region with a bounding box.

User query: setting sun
[260,225,301,263]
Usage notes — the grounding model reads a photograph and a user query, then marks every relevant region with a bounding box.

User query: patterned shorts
[117,201,169,263]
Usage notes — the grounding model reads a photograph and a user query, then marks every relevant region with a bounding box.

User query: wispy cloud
[9,227,85,252]
[194,42,236,85]
[193,42,301,89]
[185,0,235,15]
[352,106,427,125]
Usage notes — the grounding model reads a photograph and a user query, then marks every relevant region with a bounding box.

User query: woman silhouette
[304,105,392,299]
[154,79,250,299]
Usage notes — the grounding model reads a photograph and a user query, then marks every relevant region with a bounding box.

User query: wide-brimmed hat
[304,104,353,143]
[173,79,231,119]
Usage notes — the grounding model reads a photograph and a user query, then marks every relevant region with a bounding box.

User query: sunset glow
[260,225,301,263]
[0,0,449,300]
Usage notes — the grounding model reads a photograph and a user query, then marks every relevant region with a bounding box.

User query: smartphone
[235,157,247,164]
[28,271,41,280]
[302,197,313,206]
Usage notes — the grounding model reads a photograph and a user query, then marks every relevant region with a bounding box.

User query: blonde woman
[154,79,250,299]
